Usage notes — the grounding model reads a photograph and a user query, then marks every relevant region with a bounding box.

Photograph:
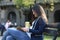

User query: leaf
[13,0,34,8]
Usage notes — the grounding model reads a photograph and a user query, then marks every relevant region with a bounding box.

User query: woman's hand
[17,27,29,32]
[21,27,29,32]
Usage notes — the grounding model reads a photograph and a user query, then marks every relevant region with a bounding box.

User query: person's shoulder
[38,16,45,22]
[8,21,12,23]
[37,16,42,22]
[38,16,42,19]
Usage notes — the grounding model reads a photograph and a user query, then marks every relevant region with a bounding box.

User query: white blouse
[26,21,35,38]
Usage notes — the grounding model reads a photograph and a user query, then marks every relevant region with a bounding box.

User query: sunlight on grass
[44,35,60,40]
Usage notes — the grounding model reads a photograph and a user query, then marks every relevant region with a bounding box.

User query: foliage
[0,0,1,1]
[22,0,34,7]
[13,0,22,8]
[13,0,35,8]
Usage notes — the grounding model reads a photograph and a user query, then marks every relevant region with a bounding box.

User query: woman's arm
[29,17,46,34]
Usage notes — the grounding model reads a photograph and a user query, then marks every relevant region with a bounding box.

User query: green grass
[44,35,60,40]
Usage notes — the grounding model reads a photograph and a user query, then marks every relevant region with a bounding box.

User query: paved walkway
[0,36,2,40]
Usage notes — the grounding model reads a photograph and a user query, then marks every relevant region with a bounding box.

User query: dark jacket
[29,17,46,40]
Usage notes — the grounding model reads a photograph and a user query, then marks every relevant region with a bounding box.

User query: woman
[5,20,13,30]
[2,4,48,40]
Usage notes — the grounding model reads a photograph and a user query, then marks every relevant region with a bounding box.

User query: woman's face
[32,10,38,17]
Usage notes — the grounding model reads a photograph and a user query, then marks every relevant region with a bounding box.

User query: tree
[13,0,34,8]
[22,0,34,7]
[13,0,23,8]
[0,0,1,1]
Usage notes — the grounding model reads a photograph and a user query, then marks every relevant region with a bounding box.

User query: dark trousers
[0,26,5,36]
[31,35,43,40]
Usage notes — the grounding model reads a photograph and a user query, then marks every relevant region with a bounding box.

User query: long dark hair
[32,4,48,24]
[32,4,41,16]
